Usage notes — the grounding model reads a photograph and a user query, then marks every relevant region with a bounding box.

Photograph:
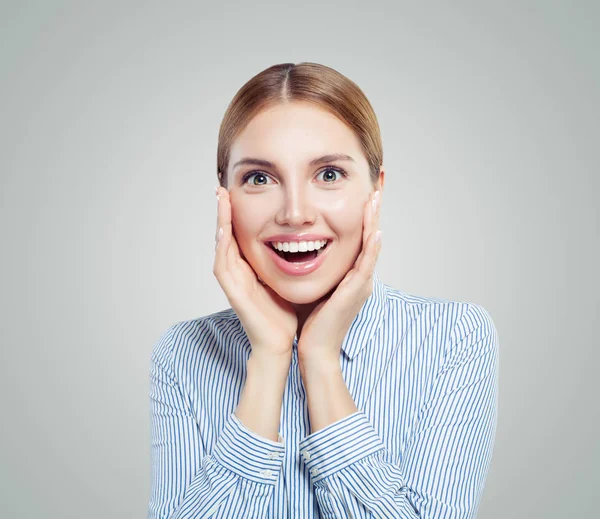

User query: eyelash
[240,166,348,186]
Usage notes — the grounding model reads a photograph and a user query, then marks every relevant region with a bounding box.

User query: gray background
[1,1,598,518]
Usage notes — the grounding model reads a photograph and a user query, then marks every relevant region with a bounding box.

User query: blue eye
[241,172,273,186]
[240,166,348,186]
[316,167,348,183]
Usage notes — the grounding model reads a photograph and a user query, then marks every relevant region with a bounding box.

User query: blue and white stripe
[148,270,499,518]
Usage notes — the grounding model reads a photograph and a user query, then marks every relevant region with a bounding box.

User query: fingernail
[214,185,219,195]
[375,230,382,243]
[371,191,380,214]
[217,227,223,242]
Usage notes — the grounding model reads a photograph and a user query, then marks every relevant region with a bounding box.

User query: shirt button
[301,449,311,461]
[259,469,273,477]
[267,452,280,459]
[310,467,319,477]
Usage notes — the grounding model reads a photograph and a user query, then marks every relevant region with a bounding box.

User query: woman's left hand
[297,189,382,367]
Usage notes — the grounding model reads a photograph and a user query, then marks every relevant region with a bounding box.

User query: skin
[215,100,385,438]
[226,101,384,337]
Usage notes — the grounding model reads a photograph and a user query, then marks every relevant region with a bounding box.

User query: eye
[316,166,348,183]
[240,166,348,186]
[241,171,274,186]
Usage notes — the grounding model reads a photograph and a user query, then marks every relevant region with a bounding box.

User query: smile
[264,240,332,276]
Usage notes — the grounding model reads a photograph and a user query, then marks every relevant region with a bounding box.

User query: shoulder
[382,283,498,362]
[150,307,244,378]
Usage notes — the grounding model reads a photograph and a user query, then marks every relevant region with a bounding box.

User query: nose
[274,183,317,228]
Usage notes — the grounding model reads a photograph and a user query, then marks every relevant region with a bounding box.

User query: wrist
[298,354,341,381]
[248,349,292,374]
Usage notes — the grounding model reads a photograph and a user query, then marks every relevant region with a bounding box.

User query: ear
[374,167,385,193]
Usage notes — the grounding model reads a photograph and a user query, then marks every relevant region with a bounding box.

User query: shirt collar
[340,268,388,360]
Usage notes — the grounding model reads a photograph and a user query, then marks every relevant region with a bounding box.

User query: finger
[215,186,225,243]
[337,194,381,299]
[362,193,372,248]
[344,230,372,288]
[374,190,382,256]
[357,228,381,281]
[218,188,243,272]
[215,186,222,243]
[214,187,231,272]
[357,189,378,266]
[371,189,380,236]
[367,190,382,268]
[214,187,236,271]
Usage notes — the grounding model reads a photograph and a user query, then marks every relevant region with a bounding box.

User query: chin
[274,282,330,304]
[259,271,341,305]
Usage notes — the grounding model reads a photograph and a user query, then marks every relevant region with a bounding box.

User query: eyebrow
[232,153,356,171]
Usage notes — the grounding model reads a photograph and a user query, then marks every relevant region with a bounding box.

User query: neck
[291,285,336,340]
[292,302,317,340]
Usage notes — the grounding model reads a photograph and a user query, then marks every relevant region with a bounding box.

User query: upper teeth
[271,240,328,252]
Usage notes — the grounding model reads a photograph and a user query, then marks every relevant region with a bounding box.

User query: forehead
[229,102,366,166]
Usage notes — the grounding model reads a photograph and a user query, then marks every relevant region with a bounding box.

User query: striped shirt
[148,270,499,518]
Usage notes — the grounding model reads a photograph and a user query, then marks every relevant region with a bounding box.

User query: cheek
[322,200,364,238]
[230,199,267,247]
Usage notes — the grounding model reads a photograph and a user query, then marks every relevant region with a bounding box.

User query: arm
[298,304,499,519]
[148,324,287,519]
[236,350,292,442]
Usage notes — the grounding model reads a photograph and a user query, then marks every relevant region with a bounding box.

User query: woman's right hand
[213,185,298,359]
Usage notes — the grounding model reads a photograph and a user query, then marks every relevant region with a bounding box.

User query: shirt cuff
[212,412,286,486]
[297,410,386,483]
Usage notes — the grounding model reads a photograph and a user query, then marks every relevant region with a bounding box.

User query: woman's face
[226,101,383,305]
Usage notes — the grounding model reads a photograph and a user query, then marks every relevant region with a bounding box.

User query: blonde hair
[216,62,383,188]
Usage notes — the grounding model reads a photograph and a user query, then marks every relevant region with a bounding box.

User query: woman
[148,62,499,519]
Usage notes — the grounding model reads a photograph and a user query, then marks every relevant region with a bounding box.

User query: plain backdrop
[1,1,598,518]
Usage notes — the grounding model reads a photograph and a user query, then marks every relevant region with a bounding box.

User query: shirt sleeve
[148,324,286,519]
[297,303,499,519]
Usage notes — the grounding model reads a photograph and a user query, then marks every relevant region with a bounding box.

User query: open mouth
[266,240,331,263]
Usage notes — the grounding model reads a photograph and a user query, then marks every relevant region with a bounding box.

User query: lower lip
[264,241,332,276]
